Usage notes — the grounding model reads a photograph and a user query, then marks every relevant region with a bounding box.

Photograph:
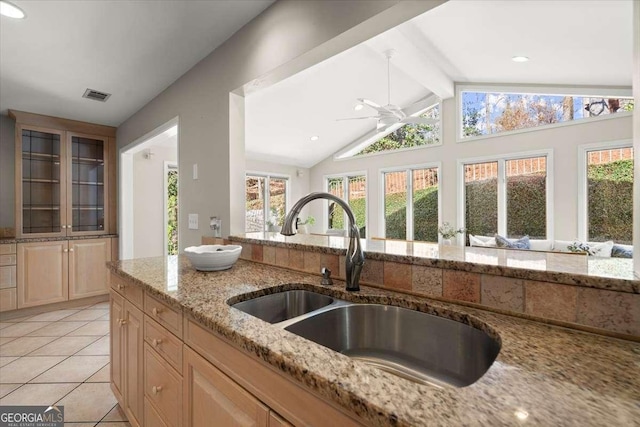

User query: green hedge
[385,187,439,242]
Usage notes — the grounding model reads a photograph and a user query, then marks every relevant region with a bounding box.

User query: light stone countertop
[230,233,639,294]
[108,256,640,427]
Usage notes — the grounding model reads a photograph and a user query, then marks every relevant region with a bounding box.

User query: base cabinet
[110,273,365,427]
[17,238,111,309]
[183,346,269,427]
[111,290,144,427]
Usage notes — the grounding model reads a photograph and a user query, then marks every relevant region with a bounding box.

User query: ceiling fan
[337,49,438,130]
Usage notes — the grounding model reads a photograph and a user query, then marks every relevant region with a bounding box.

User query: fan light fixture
[0,1,25,18]
[310,136,319,141]
[511,56,529,62]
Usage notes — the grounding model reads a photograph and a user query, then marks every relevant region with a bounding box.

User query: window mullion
[406,169,414,240]
[497,161,507,236]
[344,176,349,233]
[264,176,270,231]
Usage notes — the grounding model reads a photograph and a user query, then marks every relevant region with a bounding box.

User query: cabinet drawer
[0,254,17,266]
[111,273,143,309]
[0,244,16,255]
[144,344,182,427]
[0,288,17,312]
[144,316,183,373]
[0,266,16,289]
[144,397,169,427]
[145,293,182,338]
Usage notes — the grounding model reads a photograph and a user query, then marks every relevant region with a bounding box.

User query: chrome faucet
[281,192,364,291]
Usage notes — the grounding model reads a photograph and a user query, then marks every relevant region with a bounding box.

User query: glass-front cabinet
[16,123,110,237]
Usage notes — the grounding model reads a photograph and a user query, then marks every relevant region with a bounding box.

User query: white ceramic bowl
[184,245,242,271]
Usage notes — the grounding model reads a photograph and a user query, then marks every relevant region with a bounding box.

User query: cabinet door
[17,125,67,238]
[183,347,269,427]
[17,241,68,308]
[110,291,125,403]
[69,238,111,299]
[124,301,144,427]
[67,132,108,235]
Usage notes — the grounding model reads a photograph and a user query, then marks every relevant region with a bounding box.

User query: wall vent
[82,88,111,102]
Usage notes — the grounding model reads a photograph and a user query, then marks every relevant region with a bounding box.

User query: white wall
[0,115,15,228]
[116,1,445,250]
[308,97,633,241]
[133,146,177,258]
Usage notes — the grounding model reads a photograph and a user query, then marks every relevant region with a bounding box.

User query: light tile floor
[0,301,130,427]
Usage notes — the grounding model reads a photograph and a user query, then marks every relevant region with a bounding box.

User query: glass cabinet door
[70,134,106,233]
[21,128,65,235]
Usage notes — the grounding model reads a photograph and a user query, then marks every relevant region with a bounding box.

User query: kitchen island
[108,256,639,426]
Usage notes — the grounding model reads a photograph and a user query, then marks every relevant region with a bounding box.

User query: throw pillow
[589,241,614,258]
[495,234,530,250]
[611,244,633,259]
[469,234,497,247]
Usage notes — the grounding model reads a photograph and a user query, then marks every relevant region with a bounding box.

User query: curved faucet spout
[281,192,364,291]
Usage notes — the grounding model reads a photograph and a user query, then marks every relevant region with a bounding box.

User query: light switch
[188,214,198,230]
[193,164,198,180]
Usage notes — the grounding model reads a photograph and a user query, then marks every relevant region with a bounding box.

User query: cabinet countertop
[108,256,640,427]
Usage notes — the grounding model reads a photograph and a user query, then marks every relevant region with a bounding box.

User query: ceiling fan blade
[336,116,379,122]
[402,117,438,125]
[357,98,386,112]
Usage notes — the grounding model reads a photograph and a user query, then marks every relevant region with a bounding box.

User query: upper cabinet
[10,110,117,238]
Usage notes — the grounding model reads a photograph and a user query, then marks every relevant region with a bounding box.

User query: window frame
[323,171,368,235]
[379,162,442,242]
[577,139,633,242]
[456,83,633,143]
[457,149,554,244]
[245,171,290,233]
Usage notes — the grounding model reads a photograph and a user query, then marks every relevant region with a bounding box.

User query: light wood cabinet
[0,244,17,312]
[183,346,269,427]
[69,238,111,300]
[144,344,182,427]
[110,291,125,403]
[17,241,68,308]
[269,412,293,427]
[124,300,145,427]
[10,110,116,238]
[17,238,111,309]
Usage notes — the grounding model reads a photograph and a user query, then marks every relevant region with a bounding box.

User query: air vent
[82,88,111,102]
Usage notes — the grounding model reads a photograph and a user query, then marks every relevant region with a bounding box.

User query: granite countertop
[0,234,118,244]
[230,233,639,294]
[108,256,640,427]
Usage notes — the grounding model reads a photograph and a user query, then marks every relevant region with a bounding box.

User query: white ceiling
[245,0,633,168]
[0,0,274,126]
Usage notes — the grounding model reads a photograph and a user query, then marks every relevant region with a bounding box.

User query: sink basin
[232,290,335,324]
[285,304,500,387]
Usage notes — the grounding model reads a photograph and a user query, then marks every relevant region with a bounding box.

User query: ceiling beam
[365,25,454,99]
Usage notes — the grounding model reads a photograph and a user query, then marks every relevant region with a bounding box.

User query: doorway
[120,118,179,259]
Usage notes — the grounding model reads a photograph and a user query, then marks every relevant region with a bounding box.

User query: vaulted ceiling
[245,0,633,168]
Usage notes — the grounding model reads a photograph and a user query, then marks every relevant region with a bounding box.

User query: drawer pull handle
[69,248,74,252]
[117,284,125,290]
[118,319,127,326]
[152,338,162,347]
[63,249,68,253]
[152,386,163,395]
[152,307,162,316]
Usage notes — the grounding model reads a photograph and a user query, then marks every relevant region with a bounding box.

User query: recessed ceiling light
[354,103,364,111]
[512,56,529,63]
[310,136,319,141]
[0,1,26,19]
[514,409,529,420]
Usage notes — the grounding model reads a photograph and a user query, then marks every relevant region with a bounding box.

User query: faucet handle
[321,267,333,286]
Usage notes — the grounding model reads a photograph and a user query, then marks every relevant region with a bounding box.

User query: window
[326,174,366,237]
[459,86,633,140]
[382,166,439,242]
[580,144,633,244]
[355,102,441,156]
[245,174,288,232]
[462,153,550,242]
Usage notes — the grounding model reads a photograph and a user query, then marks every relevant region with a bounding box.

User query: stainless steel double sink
[231,290,500,388]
